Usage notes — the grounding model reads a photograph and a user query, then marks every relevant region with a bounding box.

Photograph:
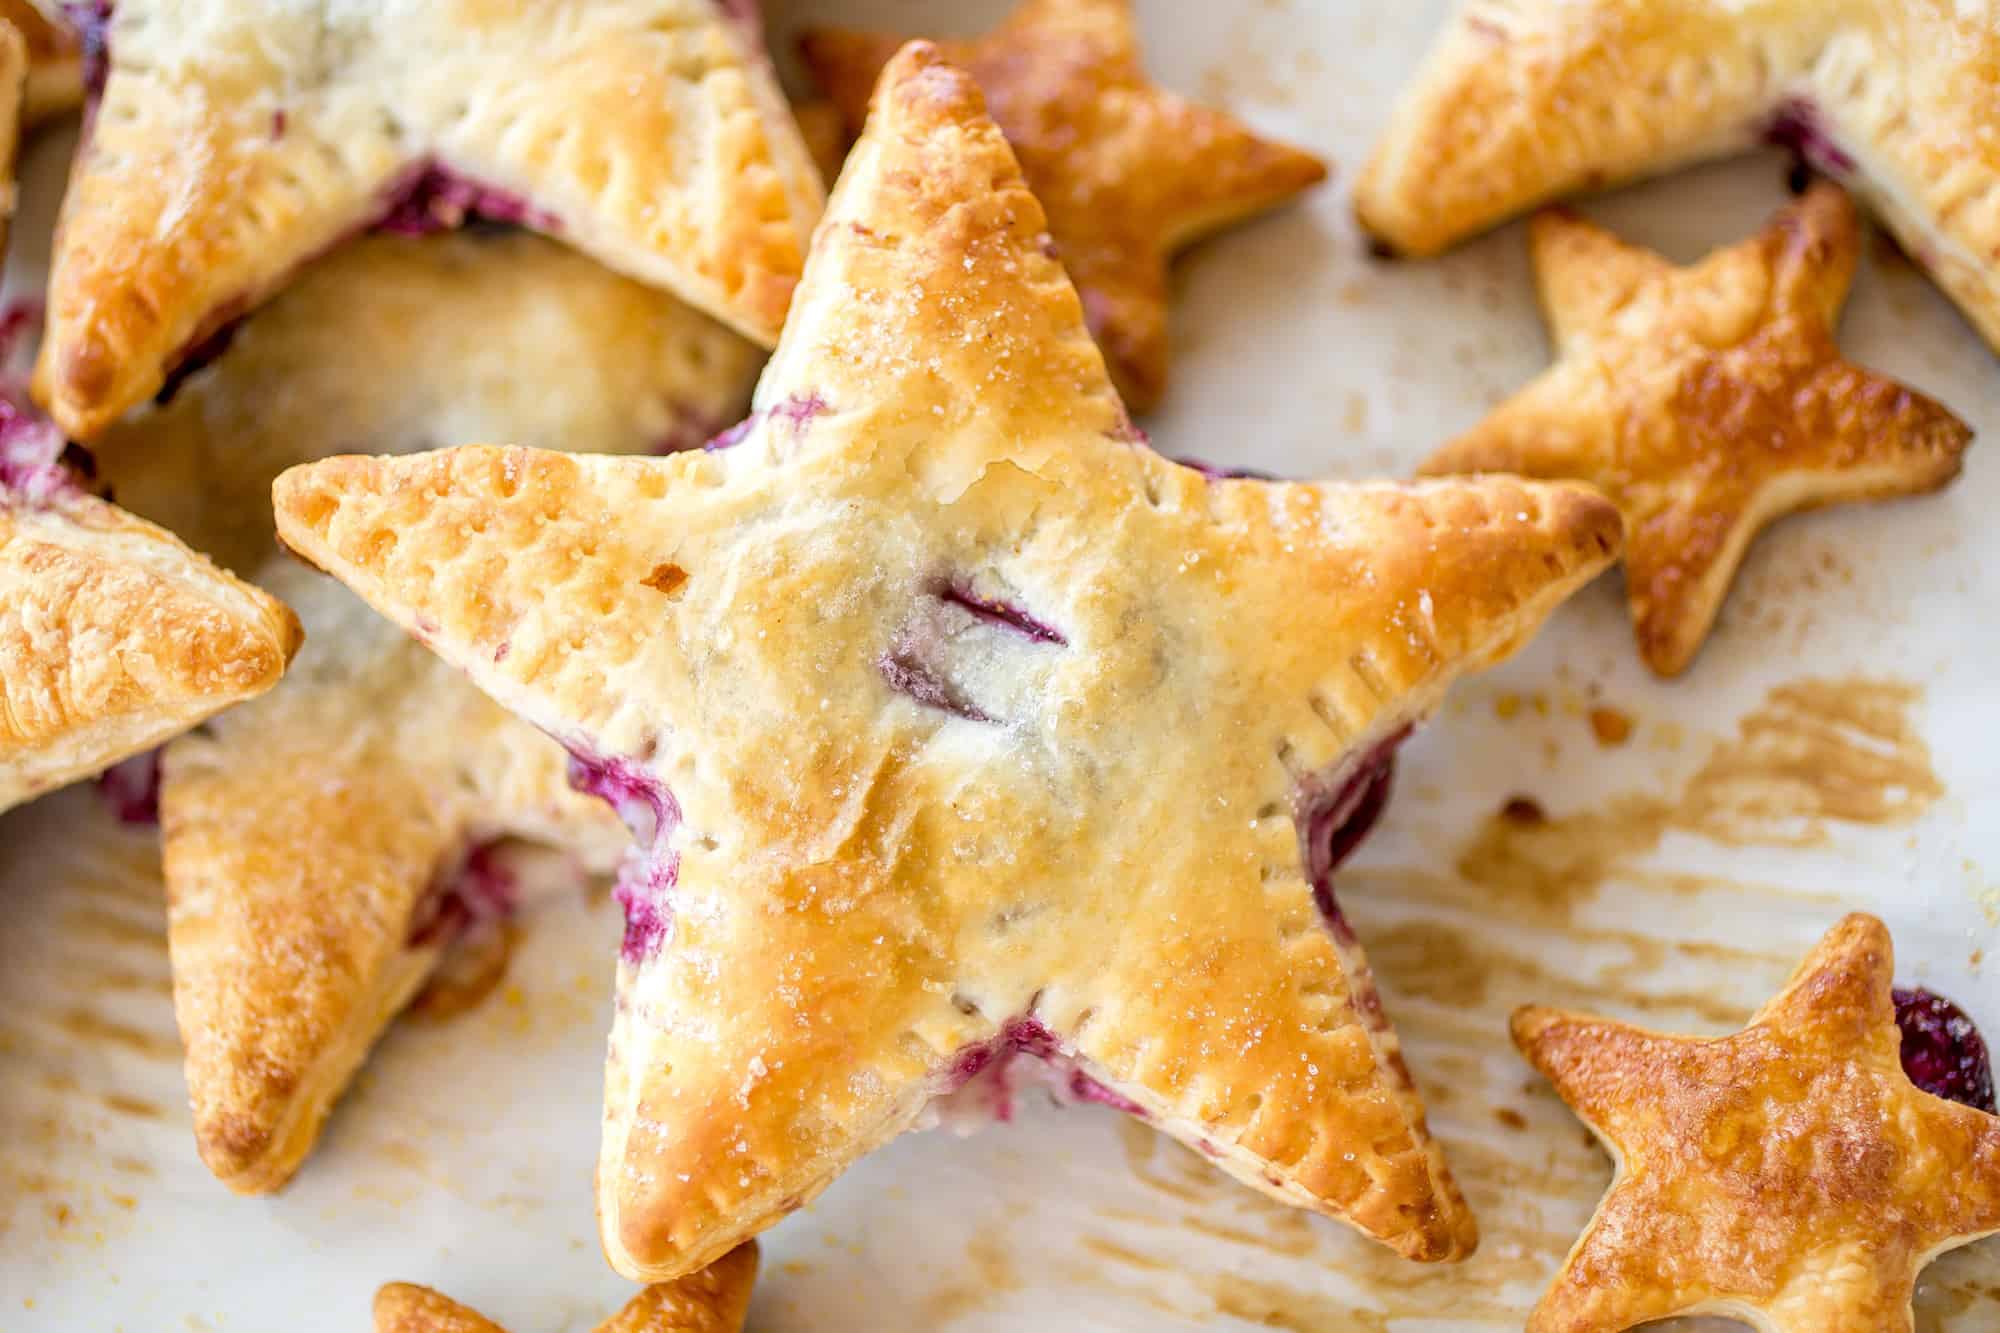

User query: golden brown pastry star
[799,0,1327,412]
[1422,182,1971,677]
[274,43,1625,1280]
[375,1242,758,1333]
[1514,913,2000,1332]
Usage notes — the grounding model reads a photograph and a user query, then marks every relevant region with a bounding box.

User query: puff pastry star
[90,230,761,1193]
[275,44,1621,1278]
[375,1243,758,1333]
[34,0,821,439]
[1514,914,2000,1332]
[1356,0,2000,360]
[799,0,1326,412]
[1421,183,1970,677]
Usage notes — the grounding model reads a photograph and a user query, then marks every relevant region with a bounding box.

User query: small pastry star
[34,0,822,438]
[375,1242,759,1333]
[275,45,1621,1279]
[1513,913,2000,1333]
[1354,0,2000,360]
[799,0,1327,412]
[87,229,761,1193]
[1421,183,1971,677]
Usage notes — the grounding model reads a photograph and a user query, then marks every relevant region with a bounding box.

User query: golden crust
[1421,183,1971,677]
[35,0,819,439]
[799,0,1326,412]
[373,1284,508,1333]
[0,489,300,813]
[87,230,755,1194]
[1513,914,2000,1332]
[374,1243,758,1333]
[0,0,80,125]
[275,45,1621,1280]
[160,566,628,1193]
[1354,0,2000,361]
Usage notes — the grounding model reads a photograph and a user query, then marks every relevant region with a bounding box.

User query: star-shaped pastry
[798,0,1327,412]
[0,57,299,815]
[1513,914,2000,1332]
[1420,183,1971,677]
[375,1242,758,1333]
[34,0,821,439]
[91,229,762,1193]
[274,44,1623,1277]
[0,0,82,126]
[1355,0,2000,359]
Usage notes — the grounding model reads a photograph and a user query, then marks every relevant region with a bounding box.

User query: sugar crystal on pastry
[276,44,1626,1279]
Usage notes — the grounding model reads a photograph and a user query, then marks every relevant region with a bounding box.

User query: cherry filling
[63,2,110,105]
[0,387,82,505]
[877,582,1066,723]
[937,583,1067,646]
[1300,728,1409,947]
[1764,98,1856,176]
[877,642,993,724]
[704,391,830,452]
[407,842,519,949]
[566,750,681,963]
[933,1017,1144,1129]
[374,163,561,237]
[1893,987,1995,1114]
[95,749,161,825]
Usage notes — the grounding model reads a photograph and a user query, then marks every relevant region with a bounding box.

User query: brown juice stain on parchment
[918,1210,1025,1324]
[1457,678,1941,920]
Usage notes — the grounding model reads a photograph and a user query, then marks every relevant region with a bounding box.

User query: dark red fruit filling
[407,842,519,949]
[877,642,993,724]
[1764,99,1856,176]
[0,388,80,504]
[944,1017,1143,1122]
[375,163,560,237]
[705,391,830,452]
[63,2,111,104]
[94,749,160,824]
[1894,987,1995,1114]
[938,582,1067,646]
[157,299,246,405]
[566,750,681,963]
[1302,728,1410,946]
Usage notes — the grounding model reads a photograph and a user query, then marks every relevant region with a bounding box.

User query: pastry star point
[800,0,1328,411]
[1514,913,2000,1333]
[275,44,1624,1280]
[375,1241,760,1333]
[1423,182,1971,677]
